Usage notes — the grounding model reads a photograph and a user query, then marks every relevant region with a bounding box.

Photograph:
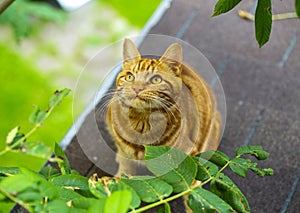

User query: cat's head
[115,39,183,109]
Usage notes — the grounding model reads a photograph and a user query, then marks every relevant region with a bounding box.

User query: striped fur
[106,39,221,176]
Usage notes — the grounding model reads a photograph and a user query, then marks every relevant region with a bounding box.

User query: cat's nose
[132,85,145,94]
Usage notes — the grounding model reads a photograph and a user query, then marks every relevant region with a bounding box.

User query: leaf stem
[0,187,31,211]
[0,124,41,156]
[131,160,232,213]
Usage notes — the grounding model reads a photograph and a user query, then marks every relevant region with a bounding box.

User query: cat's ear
[123,38,141,62]
[159,43,182,76]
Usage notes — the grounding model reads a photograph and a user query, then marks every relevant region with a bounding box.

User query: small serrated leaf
[236,146,270,160]
[197,150,230,167]
[212,0,242,17]
[210,174,250,212]
[255,0,272,47]
[188,187,235,213]
[6,126,20,145]
[229,158,250,178]
[48,89,71,108]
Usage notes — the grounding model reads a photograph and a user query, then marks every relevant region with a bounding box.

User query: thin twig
[0,0,15,14]
[238,10,298,21]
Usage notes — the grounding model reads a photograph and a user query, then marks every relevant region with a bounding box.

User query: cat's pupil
[125,72,135,82]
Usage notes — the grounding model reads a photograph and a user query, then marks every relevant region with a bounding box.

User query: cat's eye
[125,72,135,82]
[150,75,162,84]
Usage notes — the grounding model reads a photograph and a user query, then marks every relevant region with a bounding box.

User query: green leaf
[36,110,48,124]
[188,187,235,213]
[212,0,242,17]
[48,89,71,108]
[193,156,219,181]
[104,190,131,213]
[229,158,250,178]
[196,150,230,167]
[38,181,58,200]
[88,175,108,199]
[0,174,35,195]
[44,199,70,213]
[72,197,101,210]
[6,126,20,145]
[51,174,89,190]
[0,0,66,41]
[236,146,270,160]
[16,191,43,203]
[210,174,250,212]
[0,167,21,176]
[87,199,106,213]
[122,176,172,203]
[55,187,82,201]
[157,203,171,213]
[54,143,71,175]
[296,0,300,17]
[109,181,141,208]
[29,106,40,124]
[145,146,197,192]
[39,165,60,180]
[23,142,52,159]
[255,0,272,47]
[250,167,274,177]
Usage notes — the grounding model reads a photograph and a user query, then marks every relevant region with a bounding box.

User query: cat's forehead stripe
[132,59,158,72]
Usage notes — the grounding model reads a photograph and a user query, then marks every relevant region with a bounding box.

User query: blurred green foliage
[0,43,72,156]
[101,0,162,27]
[0,0,66,41]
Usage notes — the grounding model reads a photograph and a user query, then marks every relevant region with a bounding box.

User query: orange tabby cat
[106,38,221,176]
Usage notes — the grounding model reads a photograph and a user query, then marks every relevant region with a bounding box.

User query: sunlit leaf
[0,167,21,176]
[87,199,106,213]
[109,181,141,208]
[145,146,197,192]
[48,89,71,108]
[6,126,20,145]
[104,190,131,213]
[23,142,52,159]
[122,176,172,203]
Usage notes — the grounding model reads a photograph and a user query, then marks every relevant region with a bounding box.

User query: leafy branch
[0,89,70,158]
[0,89,274,212]
[0,144,274,212]
[212,0,300,47]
